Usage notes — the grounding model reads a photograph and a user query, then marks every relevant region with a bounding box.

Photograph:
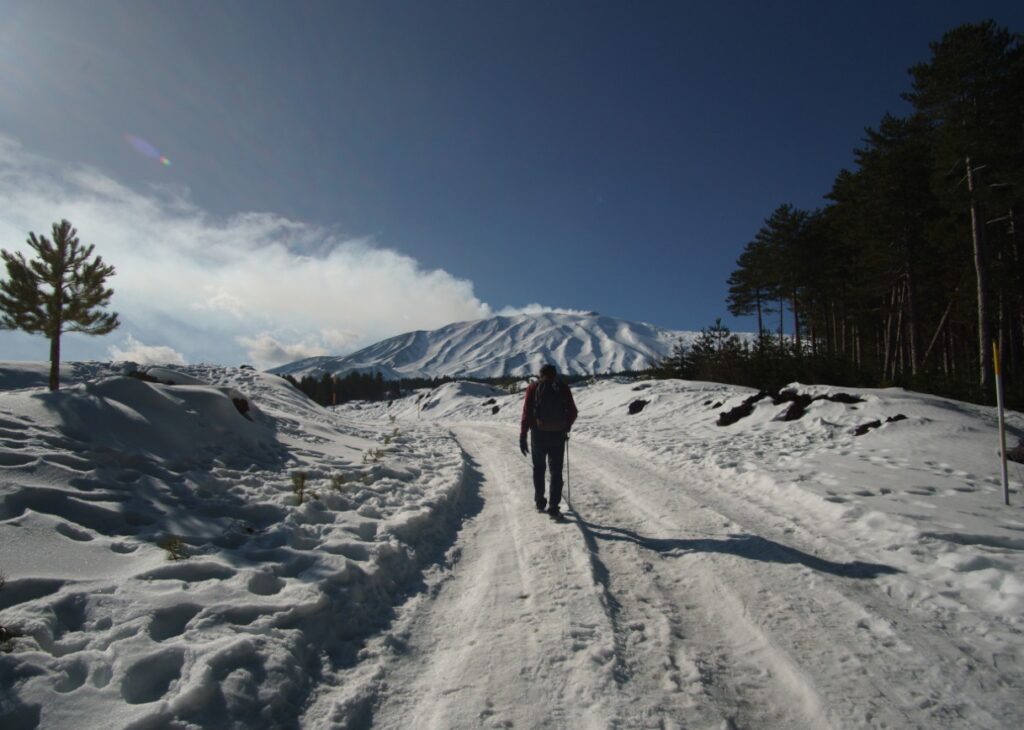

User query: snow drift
[0,363,470,728]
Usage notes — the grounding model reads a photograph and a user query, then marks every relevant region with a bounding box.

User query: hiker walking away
[520,363,578,517]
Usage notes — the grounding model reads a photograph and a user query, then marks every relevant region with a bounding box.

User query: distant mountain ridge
[270,311,701,380]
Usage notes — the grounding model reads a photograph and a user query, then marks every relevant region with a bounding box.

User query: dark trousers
[531,429,566,508]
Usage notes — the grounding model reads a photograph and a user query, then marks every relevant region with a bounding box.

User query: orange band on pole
[993,341,1001,376]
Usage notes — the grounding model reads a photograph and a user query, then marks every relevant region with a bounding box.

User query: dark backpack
[534,380,567,430]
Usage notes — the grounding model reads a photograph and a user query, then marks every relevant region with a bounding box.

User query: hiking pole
[566,434,571,509]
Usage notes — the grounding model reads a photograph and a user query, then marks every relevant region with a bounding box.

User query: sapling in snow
[292,470,309,504]
[159,536,188,561]
[0,220,120,391]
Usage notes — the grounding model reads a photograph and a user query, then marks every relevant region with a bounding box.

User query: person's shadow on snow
[566,512,901,579]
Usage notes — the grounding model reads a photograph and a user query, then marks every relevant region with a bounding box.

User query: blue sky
[1,0,1023,367]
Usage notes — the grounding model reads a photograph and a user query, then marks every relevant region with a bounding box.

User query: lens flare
[124,133,172,167]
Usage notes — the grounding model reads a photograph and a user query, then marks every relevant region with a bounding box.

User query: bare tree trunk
[942,326,949,376]
[1007,207,1021,385]
[48,331,60,391]
[922,292,958,367]
[829,301,837,357]
[997,247,1006,381]
[890,282,905,382]
[792,289,801,355]
[966,156,992,391]
[905,259,920,376]
[840,310,847,359]
[778,298,785,349]
[883,285,898,380]
[48,276,63,391]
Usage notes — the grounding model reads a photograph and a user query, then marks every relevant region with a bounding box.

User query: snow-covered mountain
[271,311,698,379]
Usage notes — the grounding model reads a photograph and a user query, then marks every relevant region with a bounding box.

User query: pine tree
[852,113,938,378]
[0,220,120,391]
[904,20,1024,390]
[657,338,689,378]
[727,239,775,336]
[753,204,810,349]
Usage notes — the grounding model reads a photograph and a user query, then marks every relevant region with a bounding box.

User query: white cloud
[496,303,592,316]
[109,335,187,366]
[193,288,246,318]
[235,334,330,369]
[0,135,496,367]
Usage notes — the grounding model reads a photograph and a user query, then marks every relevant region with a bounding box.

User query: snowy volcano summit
[271,311,696,379]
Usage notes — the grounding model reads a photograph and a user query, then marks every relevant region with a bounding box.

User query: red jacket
[520,380,578,436]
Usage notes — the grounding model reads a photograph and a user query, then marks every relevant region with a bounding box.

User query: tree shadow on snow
[566,512,901,579]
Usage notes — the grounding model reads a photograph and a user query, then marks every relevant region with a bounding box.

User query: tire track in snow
[459,427,825,729]
[567,434,1011,729]
[361,428,624,729]
[603,428,1024,727]
[559,438,828,729]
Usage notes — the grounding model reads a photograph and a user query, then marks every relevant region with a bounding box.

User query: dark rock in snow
[491,405,500,415]
[1008,439,1024,465]
[483,398,496,406]
[853,414,905,436]
[719,388,866,427]
[853,420,882,436]
[233,398,252,420]
[717,392,770,426]
[776,393,814,421]
[773,389,802,404]
[127,370,170,385]
[628,399,649,415]
[773,389,864,421]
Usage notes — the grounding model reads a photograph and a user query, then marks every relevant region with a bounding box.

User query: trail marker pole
[994,341,1010,506]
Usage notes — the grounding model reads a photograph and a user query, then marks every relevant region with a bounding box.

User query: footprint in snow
[120,647,185,704]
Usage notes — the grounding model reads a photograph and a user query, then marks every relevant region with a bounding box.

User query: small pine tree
[0,220,120,390]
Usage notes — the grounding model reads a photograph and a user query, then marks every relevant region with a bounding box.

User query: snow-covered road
[360,425,1019,729]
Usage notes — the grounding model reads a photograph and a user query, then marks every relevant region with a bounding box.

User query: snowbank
[0,363,471,728]
[347,376,1024,629]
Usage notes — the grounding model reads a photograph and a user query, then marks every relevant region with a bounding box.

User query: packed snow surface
[2,361,1023,728]
[270,311,700,379]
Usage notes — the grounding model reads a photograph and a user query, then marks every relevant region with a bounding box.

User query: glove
[564,432,570,442]
[519,435,529,456]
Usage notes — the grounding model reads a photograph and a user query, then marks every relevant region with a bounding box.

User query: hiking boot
[546,506,562,518]
[535,499,547,512]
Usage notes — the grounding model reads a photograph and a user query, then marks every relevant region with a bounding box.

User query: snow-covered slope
[0,362,469,728]
[329,378,1024,727]
[271,311,698,379]
[4,359,1023,728]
